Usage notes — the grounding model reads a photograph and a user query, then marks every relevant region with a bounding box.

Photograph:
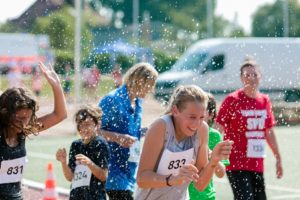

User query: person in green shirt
[189,93,230,200]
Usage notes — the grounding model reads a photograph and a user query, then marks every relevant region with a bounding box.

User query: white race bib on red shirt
[247,139,266,158]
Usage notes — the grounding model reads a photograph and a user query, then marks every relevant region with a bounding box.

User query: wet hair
[165,85,208,114]
[75,105,103,131]
[0,87,40,137]
[240,57,261,76]
[123,62,158,93]
[206,93,217,124]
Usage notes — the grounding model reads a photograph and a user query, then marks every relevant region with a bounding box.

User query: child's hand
[211,140,233,164]
[39,62,61,87]
[56,148,67,164]
[117,134,137,148]
[171,160,199,185]
[75,154,93,166]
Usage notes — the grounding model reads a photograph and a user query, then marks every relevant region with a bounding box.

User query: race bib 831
[0,157,26,184]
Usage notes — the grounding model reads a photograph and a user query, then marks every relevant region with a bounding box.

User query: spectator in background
[111,63,122,88]
[31,67,43,97]
[63,64,73,102]
[215,58,283,200]
[7,66,23,88]
[83,65,101,101]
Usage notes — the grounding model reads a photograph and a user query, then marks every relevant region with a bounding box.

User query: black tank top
[0,134,26,199]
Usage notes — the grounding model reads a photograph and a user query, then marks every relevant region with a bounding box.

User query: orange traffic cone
[42,162,58,200]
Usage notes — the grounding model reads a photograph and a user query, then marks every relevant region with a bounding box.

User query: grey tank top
[135,115,200,200]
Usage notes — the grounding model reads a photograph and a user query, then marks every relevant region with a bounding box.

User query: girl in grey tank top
[135,115,200,200]
[135,85,233,200]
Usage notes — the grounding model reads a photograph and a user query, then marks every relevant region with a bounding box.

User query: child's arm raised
[37,62,67,131]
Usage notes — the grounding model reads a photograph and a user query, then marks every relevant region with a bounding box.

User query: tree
[252,0,300,37]
[100,0,228,38]
[0,22,20,32]
[32,5,93,69]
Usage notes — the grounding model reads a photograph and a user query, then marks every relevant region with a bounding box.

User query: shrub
[116,55,135,74]
[54,50,74,74]
[153,50,178,73]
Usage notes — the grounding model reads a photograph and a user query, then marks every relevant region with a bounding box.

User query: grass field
[24,122,300,199]
[0,74,115,99]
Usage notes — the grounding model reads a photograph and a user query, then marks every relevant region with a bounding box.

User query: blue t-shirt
[99,85,142,192]
[68,136,109,200]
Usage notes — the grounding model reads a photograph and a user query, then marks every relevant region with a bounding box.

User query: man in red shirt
[215,59,283,200]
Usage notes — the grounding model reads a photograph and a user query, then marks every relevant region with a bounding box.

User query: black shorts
[226,170,266,200]
[106,190,134,200]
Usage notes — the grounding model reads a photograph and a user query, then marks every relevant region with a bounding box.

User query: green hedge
[54,50,74,74]
[116,55,135,74]
[153,50,178,73]
[84,53,111,73]
[55,50,178,75]
[84,54,135,74]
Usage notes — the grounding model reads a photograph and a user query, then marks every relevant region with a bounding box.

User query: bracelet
[166,174,172,187]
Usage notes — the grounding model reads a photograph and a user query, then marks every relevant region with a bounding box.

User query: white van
[154,38,300,102]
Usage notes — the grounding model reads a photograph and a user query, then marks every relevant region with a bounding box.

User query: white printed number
[7,165,23,175]
[168,159,186,170]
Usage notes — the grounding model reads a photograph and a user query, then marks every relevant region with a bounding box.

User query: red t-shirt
[216,89,275,172]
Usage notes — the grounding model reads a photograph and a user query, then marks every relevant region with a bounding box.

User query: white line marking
[215,178,300,194]
[29,152,300,195]
[267,185,300,194]
[270,194,300,199]
[23,179,69,195]
[28,152,55,160]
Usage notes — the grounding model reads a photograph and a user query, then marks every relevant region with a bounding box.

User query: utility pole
[74,0,81,106]
[282,0,289,37]
[133,0,139,41]
[207,0,213,38]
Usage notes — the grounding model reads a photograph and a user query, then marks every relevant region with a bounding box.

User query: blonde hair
[123,62,158,92]
[165,85,208,114]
